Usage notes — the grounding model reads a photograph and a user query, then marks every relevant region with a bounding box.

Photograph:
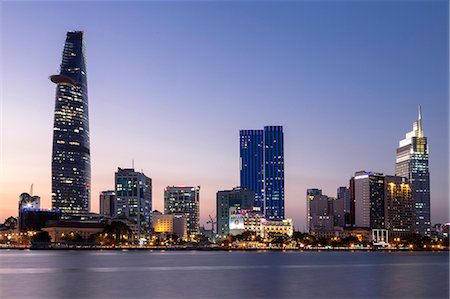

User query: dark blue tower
[240,130,264,210]
[263,126,285,220]
[50,31,91,215]
[240,126,285,220]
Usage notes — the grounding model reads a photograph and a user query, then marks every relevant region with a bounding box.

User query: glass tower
[396,106,431,236]
[50,31,91,215]
[240,126,285,220]
[164,186,200,235]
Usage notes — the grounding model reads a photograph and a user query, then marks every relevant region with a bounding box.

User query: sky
[0,1,448,231]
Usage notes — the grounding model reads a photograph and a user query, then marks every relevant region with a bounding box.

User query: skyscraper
[396,106,431,236]
[350,171,385,229]
[240,126,285,220]
[240,130,264,209]
[337,186,351,227]
[50,31,91,215]
[115,168,152,238]
[164,186,200,235]
[384,176,414,237]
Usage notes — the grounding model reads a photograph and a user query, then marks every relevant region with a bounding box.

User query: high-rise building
[307,189,335,232]
[99,190,116,217]
[240,130,264,209]
[50,31,91,215]
[306,188,322,231]
[396,106,431,236]
[164,186,200,235]
[337,186,352,227]
[384,176,414,236]
[240,126,284,220]
[115,168,152,238]
[350,171,385,229]
[216,187,255,237]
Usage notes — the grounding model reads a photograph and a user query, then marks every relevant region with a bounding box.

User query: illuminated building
[396,106,431,236]
[99,190,116,217]
[152,210,187,240]
[350,171,385,229]
[115,168,152,238]
[216,187,255,237]
[19,193,40,210]
[229,207,264,236]
[240,126,284,220]
[384,176,414,236]
[260,218,294,238]
[164,186,200,235]
[50,31,91,216]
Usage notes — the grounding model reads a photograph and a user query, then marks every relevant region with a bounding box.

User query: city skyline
[1,2,448,230]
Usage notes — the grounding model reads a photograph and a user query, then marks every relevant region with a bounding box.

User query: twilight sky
[0,1,448,230]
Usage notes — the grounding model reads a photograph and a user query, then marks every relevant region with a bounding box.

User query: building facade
[114,168,152,238]
[351,171,385,229]
[99,190,116,217]
[19,193,40,210]
[337,186,352,227]
[152,210,187,240]
[240,126,284,220]
[307,189,335,232]
[216,187,255,237]
[384,176,414,236]
[50,31,91,216]
[395,107,431,236]
[164,186,200,235]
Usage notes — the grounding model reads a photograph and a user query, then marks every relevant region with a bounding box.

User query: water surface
[0,250,448,298]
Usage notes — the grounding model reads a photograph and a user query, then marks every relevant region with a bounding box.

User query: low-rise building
[42,220,106,242]
[261,218,294,238]
[152,210,187,240]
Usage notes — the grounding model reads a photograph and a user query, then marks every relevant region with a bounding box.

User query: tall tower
[240,126,285,220]
[164,186,200,235]
[50,31,91,215]
[396,106,431,236]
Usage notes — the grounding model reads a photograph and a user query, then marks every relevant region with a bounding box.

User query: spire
[417,105,423,137]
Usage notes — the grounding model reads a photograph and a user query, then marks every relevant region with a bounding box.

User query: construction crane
[206,214,217,242]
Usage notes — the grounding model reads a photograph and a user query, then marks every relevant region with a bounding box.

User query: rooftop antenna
[132,159,135,169]
[30,184,33,196]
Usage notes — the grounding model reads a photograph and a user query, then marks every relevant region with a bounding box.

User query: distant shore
[1,245,448,252]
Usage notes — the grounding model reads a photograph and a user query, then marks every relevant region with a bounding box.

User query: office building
[99,190,116,217]
[164,186,200,235]
[115,168,152,238]
[337,186,352,227]
[384,176,414,236]
[240,126,284,220]
[50,31,91,215]
[216,187,255,237]
[350,171,385,229]
[152,210,187,240]
[307,189,335,232]
[396,106,431,236]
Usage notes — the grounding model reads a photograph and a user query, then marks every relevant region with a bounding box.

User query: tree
[32,231,51,243]
[61,232,84,243]
[3,216,18,230]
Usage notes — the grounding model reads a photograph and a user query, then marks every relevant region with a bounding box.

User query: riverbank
[1,244,448,251]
